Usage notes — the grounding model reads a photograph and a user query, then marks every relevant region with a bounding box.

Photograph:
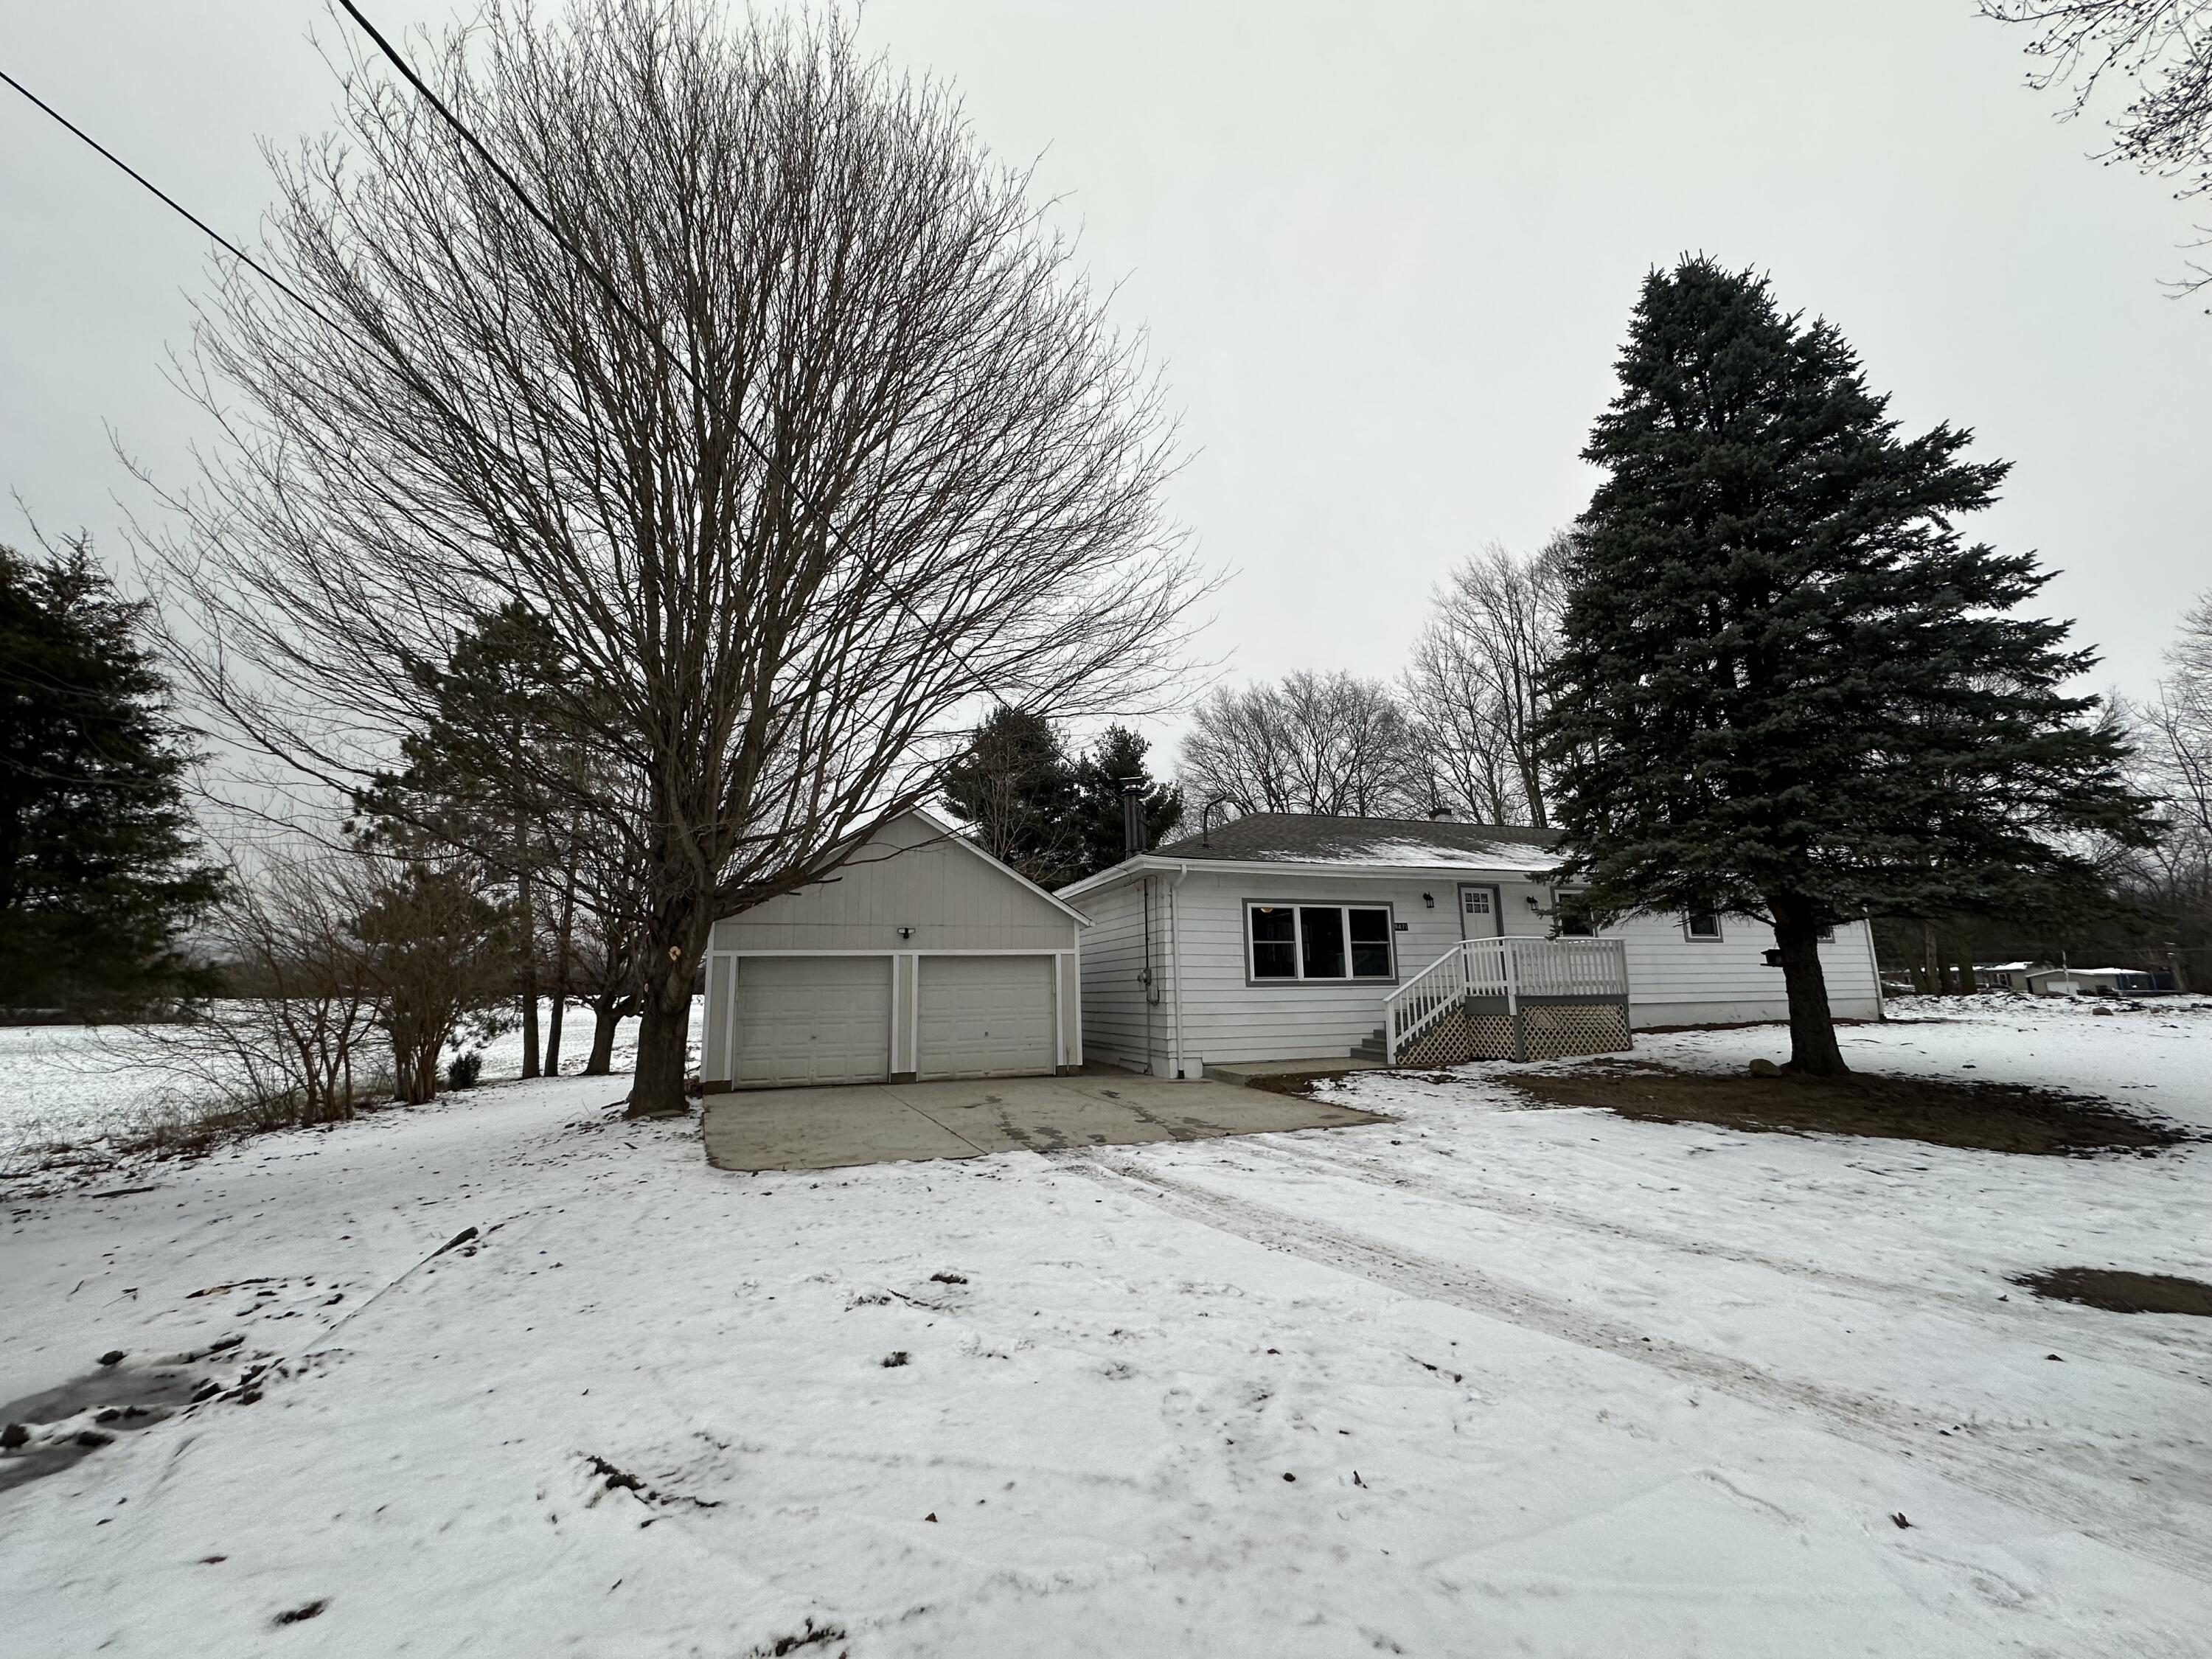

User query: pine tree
[939,708,1081,887]
[358,602,573,1075]
[1071,726,1183,877]
[0,538,225,1015]
[1537,259,2156,1074]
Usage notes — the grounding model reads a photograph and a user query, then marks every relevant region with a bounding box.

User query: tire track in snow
[1232,1134,2210,1361]
[1064,1150,2212,1587]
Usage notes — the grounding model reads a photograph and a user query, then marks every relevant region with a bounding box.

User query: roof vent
[1427,805,1453,821]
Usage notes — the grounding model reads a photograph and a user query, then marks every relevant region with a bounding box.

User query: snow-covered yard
[3,998,2208,1656]
[0,1001,676,1165]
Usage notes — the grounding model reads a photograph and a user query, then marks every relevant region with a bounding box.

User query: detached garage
[700,810,1087,1090]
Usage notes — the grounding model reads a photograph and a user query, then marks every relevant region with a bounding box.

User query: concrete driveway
[701,1071,1387,1172]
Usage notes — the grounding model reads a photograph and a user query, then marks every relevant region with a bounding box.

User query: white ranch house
[698,809,1882,1091]
[1057,813,1882,1080]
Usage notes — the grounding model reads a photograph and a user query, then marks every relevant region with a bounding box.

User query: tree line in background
[1174,538,1567,827]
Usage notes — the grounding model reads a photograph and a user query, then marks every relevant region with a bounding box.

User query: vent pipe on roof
[1121,776,1147,858]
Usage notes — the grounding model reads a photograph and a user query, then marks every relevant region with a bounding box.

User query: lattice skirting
[1397,1010,1517,1067]
[1520,1002,1632,1060]
[1395,1001,1630,1065]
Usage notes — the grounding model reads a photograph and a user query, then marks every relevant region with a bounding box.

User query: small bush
[446,1051,484,1091]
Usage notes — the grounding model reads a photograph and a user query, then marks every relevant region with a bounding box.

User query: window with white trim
[1684,911,1723,942]
[1247,903,1396,981]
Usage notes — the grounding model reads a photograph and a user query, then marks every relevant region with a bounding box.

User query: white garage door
[917,956,1057,1080]
[732,956,891,1088]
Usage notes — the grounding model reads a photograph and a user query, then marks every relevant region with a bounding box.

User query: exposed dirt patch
[1241,1070,1349,1098]
[1494,1063,2199,1156]
[1244,1069,1429,1099]
[2013,1267,2212,1316]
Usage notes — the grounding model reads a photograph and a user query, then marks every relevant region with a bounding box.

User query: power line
[2,32,1007,712]
[0,67,349,340]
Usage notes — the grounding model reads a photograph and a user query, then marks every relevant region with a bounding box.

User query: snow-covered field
[0,1001,681,1164]
[3,997,2208,1656]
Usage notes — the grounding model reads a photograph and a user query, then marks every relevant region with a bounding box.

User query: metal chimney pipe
[1120,776,1147,858]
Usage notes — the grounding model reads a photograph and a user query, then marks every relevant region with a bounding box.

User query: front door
[1458,883,1502,939]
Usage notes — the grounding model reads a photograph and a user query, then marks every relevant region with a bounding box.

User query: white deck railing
[1385,936,1629,1063]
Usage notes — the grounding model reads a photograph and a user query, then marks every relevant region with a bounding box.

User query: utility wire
[2,29,1007,710]
[0,66,350,340]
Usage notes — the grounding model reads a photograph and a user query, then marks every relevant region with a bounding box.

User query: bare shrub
[122,849,377,1145]
[354,860,512,1105]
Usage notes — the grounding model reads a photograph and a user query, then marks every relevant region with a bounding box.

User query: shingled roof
[1149,813,1562,870]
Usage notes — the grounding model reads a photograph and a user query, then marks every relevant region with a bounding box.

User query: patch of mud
[1243,1070,1373,1099]
[0,1338,262,1493]
[1495,1064,2198,1156]
[2013,1267,2212,1316]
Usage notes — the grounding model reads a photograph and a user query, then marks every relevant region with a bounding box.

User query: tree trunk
[630,972,691,1116]
[1771,900,1848,1077]
[1954,933,1978,995]
[545,859,577,1076]
[585,997,621,1076]
[395,1034,437,1105]
[517,809,540,1079]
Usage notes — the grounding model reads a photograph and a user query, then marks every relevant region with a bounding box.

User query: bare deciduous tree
[1402,535,1569,827]
[132,849,378,1133]
[1983,1,2212,293]
[149,1,1203,1114]
[1180,672,1421,818]
[2115,594,2212,982]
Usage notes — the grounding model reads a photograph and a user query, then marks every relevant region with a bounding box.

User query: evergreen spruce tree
[1071,726,1183,877]
[939,707,1081,888]
[0,538,225,1015]
[1537,259,2156,1074]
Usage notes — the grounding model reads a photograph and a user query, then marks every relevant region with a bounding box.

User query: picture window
[1246,903,1396,981]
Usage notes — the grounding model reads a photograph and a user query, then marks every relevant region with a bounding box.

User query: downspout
[1167,863,1192,1079]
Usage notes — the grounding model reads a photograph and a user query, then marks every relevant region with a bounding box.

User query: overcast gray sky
[5,1,2208,757]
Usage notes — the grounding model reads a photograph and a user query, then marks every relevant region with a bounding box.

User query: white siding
[709,813,1078,954]
[1618,911,1882,1027]
[1073,864,1884,1068]
[1076,878,1156,1072]
[1153,868,1557,1069]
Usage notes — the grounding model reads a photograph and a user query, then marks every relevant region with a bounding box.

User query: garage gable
[709,811,1083,955]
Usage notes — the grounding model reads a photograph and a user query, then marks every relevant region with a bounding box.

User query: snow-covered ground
[0,1001,684,1164]
[2,997,2208,1656]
